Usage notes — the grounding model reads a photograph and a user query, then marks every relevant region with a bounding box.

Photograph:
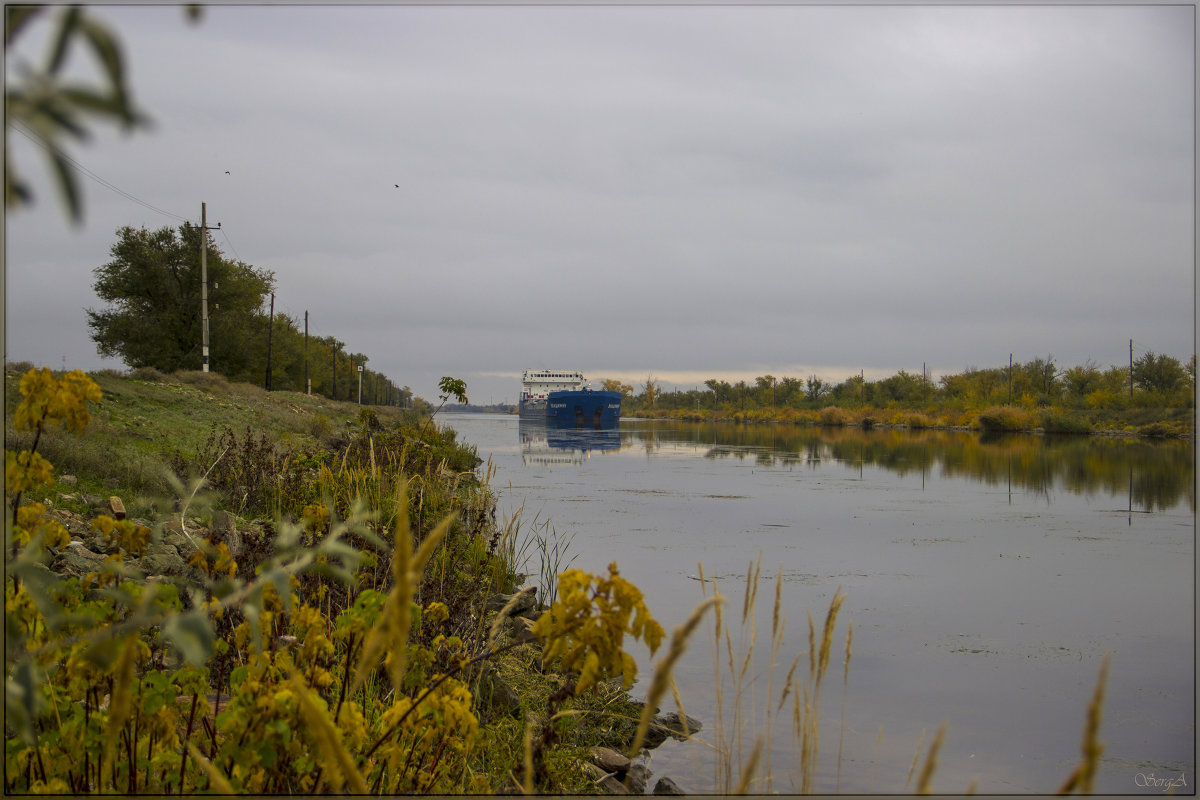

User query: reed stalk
[1056,655,1111,795]
[914,723,947,795]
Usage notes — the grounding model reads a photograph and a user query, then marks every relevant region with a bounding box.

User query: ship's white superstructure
[520,370,586,413]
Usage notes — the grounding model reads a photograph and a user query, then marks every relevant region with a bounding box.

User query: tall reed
[699,560,851,794]
[1056,655,1111,795]
[693,563,1109,794]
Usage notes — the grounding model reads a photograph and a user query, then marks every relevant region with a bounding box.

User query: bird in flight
[225,171,230,175]
[394,184,399,188]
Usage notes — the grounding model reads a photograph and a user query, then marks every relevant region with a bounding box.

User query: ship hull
[542,389,621,427]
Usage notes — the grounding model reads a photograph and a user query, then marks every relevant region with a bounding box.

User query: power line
[9,120,190,223]
[219,227,242,262]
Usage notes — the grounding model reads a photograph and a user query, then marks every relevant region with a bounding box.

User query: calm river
[447,413,1194,794]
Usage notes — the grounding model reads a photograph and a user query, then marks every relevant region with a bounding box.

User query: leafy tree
[1022,355,1060,401]
[642,373,659,407]
[755,375,776,406]
[1062,361,1102,403]
[777,376,803,407]
[732,380,751,409]
[86,224,275,373]
[1133,351,1187,395]
[704,378,731,406]
[804,375,828,403]
[938,372,971,401]
[871,370,927,404]
[602,378,634,398]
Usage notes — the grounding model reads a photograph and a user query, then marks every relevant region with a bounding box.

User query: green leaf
[58,86,131,119]
[5,5,44,47]
[5,659,44,744]
[83,633,124,668]
[256,740,278,768]
[47,6,82,75]
[265,719,292,744]
[163,610,215,667]
[306,561,353,585]
[75,14,126,93]
[143,689,165,715]
[14,559,68,631]
[47,146,83,222]
[243,602,263,654]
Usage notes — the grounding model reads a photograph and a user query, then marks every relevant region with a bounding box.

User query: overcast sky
[5,4,1195,404]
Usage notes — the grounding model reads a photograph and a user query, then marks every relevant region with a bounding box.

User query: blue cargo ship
[520,369,621,427]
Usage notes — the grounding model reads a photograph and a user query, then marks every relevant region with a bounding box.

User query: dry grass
[698,560,851,794]
[818,406,852,426]
[1056,656,1111,795]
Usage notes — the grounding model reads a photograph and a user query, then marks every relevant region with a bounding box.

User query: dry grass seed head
[669,676,691,738]
[816,587,845,686]
[915,722,947,795]
[187,743,235,793]
[778,652,802,712]
[287,664,369,794]
[627,595,722,757]
[771,566,784,646]
[1056,655,1110,796]
[905,727,927,791]
[843,620,854,684]
[733,735,765,795]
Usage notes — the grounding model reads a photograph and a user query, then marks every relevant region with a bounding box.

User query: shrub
[1084,389,1128,410]
[1039,411,1092,435]
[128,366,168,382]
[891,411,932,429]
[1137,422,1174,438]
[818,406,850,426]
[308,412,333,440]
[173,369,231,393]
[976,405,1037,432]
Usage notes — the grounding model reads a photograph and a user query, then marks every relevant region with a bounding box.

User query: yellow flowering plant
[532,561,665,693]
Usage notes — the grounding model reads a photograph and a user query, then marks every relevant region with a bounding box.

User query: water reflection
[619,421,1195,514]
[518,418,621,467]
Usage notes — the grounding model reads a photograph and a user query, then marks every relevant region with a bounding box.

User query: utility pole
[357,364,363,404]
[304,311,310,395]
[265,292,275,391]
[198,202,221,373]
[1130,339,1134,399]
[1003,355,1012,407]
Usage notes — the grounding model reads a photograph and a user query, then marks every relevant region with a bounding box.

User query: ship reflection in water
[518,418,621,467]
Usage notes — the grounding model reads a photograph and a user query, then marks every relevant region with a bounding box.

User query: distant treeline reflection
[621,422,1195,513]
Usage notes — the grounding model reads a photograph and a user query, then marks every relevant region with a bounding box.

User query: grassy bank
[3,365,660,795]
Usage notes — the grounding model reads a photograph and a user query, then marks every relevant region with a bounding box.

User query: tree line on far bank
[607,352,1196,417]
[86,224,413,406]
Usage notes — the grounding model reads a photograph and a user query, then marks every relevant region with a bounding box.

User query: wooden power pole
[265,293,275,391]
[197,203,221,373]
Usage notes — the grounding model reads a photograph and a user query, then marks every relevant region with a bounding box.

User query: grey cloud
[4,4,1192,406]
